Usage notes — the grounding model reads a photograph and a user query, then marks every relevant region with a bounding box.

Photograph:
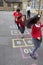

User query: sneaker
[21,34,24,38]
[21,36,24,38]
[30,53,37,60]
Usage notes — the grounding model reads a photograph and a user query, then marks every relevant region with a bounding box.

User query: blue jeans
[32,38,42,56]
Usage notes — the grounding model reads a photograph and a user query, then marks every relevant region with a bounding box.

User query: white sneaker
[21,34,24,38]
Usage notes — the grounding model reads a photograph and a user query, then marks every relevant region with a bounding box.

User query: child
[13,8,22,29]
[30,14,43,59]
[26,4,31,19]
[18,15,26,38]
[13,9,26,38]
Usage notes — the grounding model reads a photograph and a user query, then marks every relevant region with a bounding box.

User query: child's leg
[16,24,20,29]
[31,38,41,57]
[19,27,25,38]
[27,11,28,18]
[29,11,30,18]
[27,10,30,18]
[32,45,38,56]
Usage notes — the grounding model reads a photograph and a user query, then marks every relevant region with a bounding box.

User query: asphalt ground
[0,11,43,65]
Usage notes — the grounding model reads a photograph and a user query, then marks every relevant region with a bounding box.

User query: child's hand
[16,18,17,21]
[22,17,24,21]
[37,37,40,40]
[22,16,26,21]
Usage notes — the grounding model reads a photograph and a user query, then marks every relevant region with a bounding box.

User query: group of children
[13,8,43,60]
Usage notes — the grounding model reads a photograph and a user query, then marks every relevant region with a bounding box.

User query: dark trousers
[19,27,25,34]
[16,23,25,34]
[32,37,42,56]
[27,10,30,18]
[16,24,20,29]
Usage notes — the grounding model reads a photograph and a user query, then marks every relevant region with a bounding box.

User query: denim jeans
[32,38,42,56]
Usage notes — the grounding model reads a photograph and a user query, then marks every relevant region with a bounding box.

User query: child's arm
[13,11,16,16]
[37,37,41,40]
[41,24,43,27]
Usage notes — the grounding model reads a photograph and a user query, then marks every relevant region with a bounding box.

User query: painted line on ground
[12,39,15,48]
[20,47,31,59]
[23,39,27,46]
[32,64,37,65]
[11,30,21,35]
[12,45,34,48]
[12,38,34,48]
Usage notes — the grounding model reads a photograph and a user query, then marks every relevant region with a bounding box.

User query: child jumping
[13,8,26,38]
[18,15,26,38]
[29,14,43,59]
[13,8,22,30]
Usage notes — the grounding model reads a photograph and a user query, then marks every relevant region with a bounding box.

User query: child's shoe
[30,53,37,60]
[21,34,24,38]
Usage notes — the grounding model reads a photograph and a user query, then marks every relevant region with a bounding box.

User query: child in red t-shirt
[30,14,43,59]
[13,8,22,29]
[18,15,26,38]
[13,8,26,38]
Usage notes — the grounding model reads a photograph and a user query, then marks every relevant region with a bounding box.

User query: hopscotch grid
[10,28,31,35]
[12,39,26,48]
[12,38,34,48]
[12,39,15,48]
[23,39,27,46]
[12,45,34,48]
[11,30,21,35]
[20,47,31,59]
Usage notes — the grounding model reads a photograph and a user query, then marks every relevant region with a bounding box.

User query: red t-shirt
[31,24,43,39]
[19,17,25,28]
[13,11,22,24]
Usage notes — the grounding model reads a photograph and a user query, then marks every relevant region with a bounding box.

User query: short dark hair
[16,8,20,12]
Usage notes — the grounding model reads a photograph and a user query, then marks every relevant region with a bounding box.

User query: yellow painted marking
[12,39,23,48]
[11,30,21,35]
[12,38,34,48]
[23,39,27,46]
[12,39,25,48]
[12,38,32,41]
[12,39,23,40]
[12,39,15,48]
[13,44,34,48]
